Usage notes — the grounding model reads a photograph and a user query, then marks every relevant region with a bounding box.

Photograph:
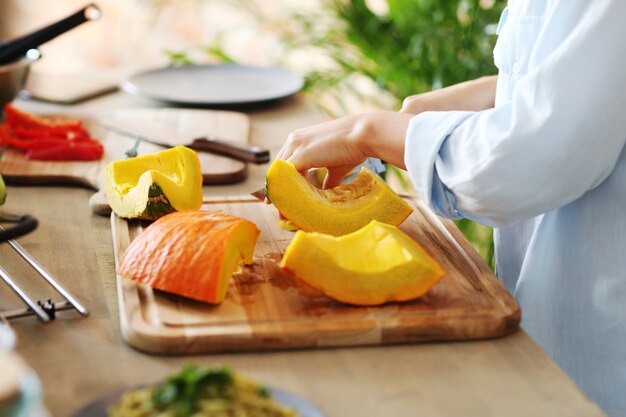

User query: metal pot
[0,49,40,117]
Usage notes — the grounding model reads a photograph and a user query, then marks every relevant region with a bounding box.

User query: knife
[98,123,270,164]
[251,188,266,201]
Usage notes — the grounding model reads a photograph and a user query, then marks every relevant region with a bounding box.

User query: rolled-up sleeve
[404,0,626,228]
[405,111,474,219]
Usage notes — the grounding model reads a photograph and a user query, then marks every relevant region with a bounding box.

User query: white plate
[123,64,304,106]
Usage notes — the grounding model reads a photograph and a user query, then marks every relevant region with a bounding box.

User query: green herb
[152,364,234,417]
[164,50,195,66]
[204,45,237,64]
[257,385,271,398]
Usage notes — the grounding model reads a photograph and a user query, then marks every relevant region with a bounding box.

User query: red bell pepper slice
[0,126,30,150]
[10,125,91,141]
[4,104,83,130]
[1,104,104,161]
[25,141,104,161]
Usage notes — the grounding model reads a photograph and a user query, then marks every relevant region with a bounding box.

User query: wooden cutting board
[111,195,520,354]
[0,108,250,188]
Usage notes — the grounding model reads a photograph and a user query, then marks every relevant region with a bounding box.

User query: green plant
[276,0,504,267]
[162,0,504,267]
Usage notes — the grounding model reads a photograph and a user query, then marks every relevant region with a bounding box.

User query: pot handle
[0,214,38,242]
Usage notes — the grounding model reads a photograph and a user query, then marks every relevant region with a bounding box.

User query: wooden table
[0,92,606,417]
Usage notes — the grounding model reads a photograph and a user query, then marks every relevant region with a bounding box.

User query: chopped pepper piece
[0,104,103,161]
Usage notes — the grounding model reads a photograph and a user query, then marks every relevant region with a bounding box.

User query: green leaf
[204,46,238,64]
[164,50,195,66]
[162,0,505,268]
[258,385,271,398]
[152,364,234,417]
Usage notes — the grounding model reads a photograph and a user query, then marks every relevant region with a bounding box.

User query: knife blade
[98,123,270,164]
[251,187,266,201]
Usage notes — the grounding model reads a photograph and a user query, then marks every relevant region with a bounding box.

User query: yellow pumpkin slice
[0,174,6,206]
[265,159,413,236]
[280,220,444,306]
[119,210,260,304]
[104,146,203,220]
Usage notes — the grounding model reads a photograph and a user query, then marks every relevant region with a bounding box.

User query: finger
[286,152,312,175]
[275,146,289,162]
[278,129,307,162]
[323,165,357,189]
[276,139,298,162]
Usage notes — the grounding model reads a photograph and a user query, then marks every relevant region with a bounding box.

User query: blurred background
[0,0,505,263]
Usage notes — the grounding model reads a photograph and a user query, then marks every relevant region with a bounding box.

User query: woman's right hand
[276,112,414,188]
[273,75,498,190]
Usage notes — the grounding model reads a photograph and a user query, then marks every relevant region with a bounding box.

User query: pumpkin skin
[280,220,444,306]
[119,210,260,304]
[104,146,203,220]
[265,159,413,236]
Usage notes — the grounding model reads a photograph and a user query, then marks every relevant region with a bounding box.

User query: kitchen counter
[0,91,606,417]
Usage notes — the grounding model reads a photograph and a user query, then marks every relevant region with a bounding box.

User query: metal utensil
[0,266,50,321]
[124,136,142,158]
[5,236,88,317]
[98,123,270,164]
[251,188,266,201]
[0,213,37,242]
[0,214,89,322]
[0,4,101,65]
[0,49,40,114]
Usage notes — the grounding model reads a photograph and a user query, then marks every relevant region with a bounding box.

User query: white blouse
[404,1,626,415]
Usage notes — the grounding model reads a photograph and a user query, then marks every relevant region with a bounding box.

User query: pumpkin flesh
[280,220,444,306]
[265,159,413,236]
[119,210,260,304]
[104,146,203,220]
[0,174,5,206]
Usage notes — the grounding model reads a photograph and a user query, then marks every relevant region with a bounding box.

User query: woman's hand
[276,112,414,188]
[401,75,497,114]
[275,75,497,189]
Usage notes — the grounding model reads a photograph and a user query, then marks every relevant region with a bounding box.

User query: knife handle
[189,138,270,164]
[0,214,38,243]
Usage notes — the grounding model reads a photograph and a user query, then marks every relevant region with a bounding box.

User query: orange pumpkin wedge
[280,220,444,306]
[118,210,260,304]
[265,159,413,236]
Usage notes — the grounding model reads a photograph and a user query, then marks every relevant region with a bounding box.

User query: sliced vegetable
[280,220,444,306]
[4,104,83,130]
[0,174,6,206]
[265,159,413,236]
[104,146,203,220]
[26,141,104,161]
[10,125,91,141]
[118,210,260,304]
[0,104,103,161]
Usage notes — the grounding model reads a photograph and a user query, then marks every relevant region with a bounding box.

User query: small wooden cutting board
[111,196,520,354]
[0,108,250,188]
